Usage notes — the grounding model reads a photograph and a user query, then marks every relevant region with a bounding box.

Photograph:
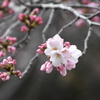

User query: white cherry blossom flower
[44,37,63,56]
[50,51,67,67]
[67,45,82,63]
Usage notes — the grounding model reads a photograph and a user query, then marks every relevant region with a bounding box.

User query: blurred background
[0,0,100,100]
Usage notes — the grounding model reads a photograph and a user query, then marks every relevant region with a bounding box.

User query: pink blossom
[29,15,37,21]
[44,35,63,56]
[53,34,64,44]
[8,46,16,53]
[2,0,10,7]
[81,0,91,4]
[3,59,8,65]
[38,21,44,25]
[0,63,4,68]
[75,19,84,27]
[38,34,82,76]
[67,45,82,63]
[0,37,2,43]
[40,61,53,74]
[50,51,67,67]
[0,11,4,18]
[0,51,6,57]
[9,9,14,14]
[6,36,17,44]
[18,13,25,21]
[88,2,99,12]
[33,8,39,14]
[35,17,42,22]
[37,43,47,54]
[0,73,10,81]
[12,60,16,65]
[92,16,100,22]
[66,61,76,70]
[36,49,44,54]
[57,65,67,76]
[21,25,28,32]
[64,42,70,48]
[7,56,12,61]
[16,70,22,76]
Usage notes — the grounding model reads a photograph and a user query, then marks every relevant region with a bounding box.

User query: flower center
[56,54,61,58]
[53,47,57,50]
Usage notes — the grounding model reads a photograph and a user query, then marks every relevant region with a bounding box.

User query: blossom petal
[50,51,67,67]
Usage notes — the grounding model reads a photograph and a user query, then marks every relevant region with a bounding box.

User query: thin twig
[14,33,29,48]
[42,8,55,42]
[57,17,79,35]
[83,27,92,54]
[19,53,39,79]
[88,11,100,19]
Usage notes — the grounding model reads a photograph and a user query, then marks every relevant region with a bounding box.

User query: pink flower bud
[30,15,37,21]
[1,73,10,81]
[75,19,84,27]
[11,37,17,44]
[36,49,44,54]
[18,13,25,21]
[21,26,28,32]
[38,21,43,25]
[57,65,67,76]
[66,61,76,70]
[33,8,39,14]
[82,0,91,4]
[88,2,99,12]
[41,43,46,47]
[16,70,22,76]
[8,46,16,53]
[2,0,10,7]
[12,60,16,65]
[92,16,100,22]
[0,63,4,68]
[9,9,14,14]
[35,17,42,22]
[0,37,2,43]
[3,59,8,65]
[0,11,4,18]
[0,51,6,57]
[6,36,11,41]
[6,36,17,44]
[64,42,70,48]
[7,56,12,61]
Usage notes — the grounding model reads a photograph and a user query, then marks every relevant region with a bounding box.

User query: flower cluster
[75,0,100,27]
[0,0,14,18]
[18,8,43,32]
[37,34,82,76]
[0,36,17,57]
[0,56,22,81]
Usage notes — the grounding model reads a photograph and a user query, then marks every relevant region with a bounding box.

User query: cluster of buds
[0,56,22,81]
[0,0,14,18]
[37,34,82,76]
[18,8,43,32]
[0,36,17,57]
[75,0,100,27]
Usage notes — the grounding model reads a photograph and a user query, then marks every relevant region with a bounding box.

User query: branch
[42,8,55,42]
[83,26,92,54]
[57,17,79,35]
[14,32,30,48]
[19,53,39,79]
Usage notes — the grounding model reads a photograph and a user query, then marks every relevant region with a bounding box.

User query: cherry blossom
[37,34,82,76]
